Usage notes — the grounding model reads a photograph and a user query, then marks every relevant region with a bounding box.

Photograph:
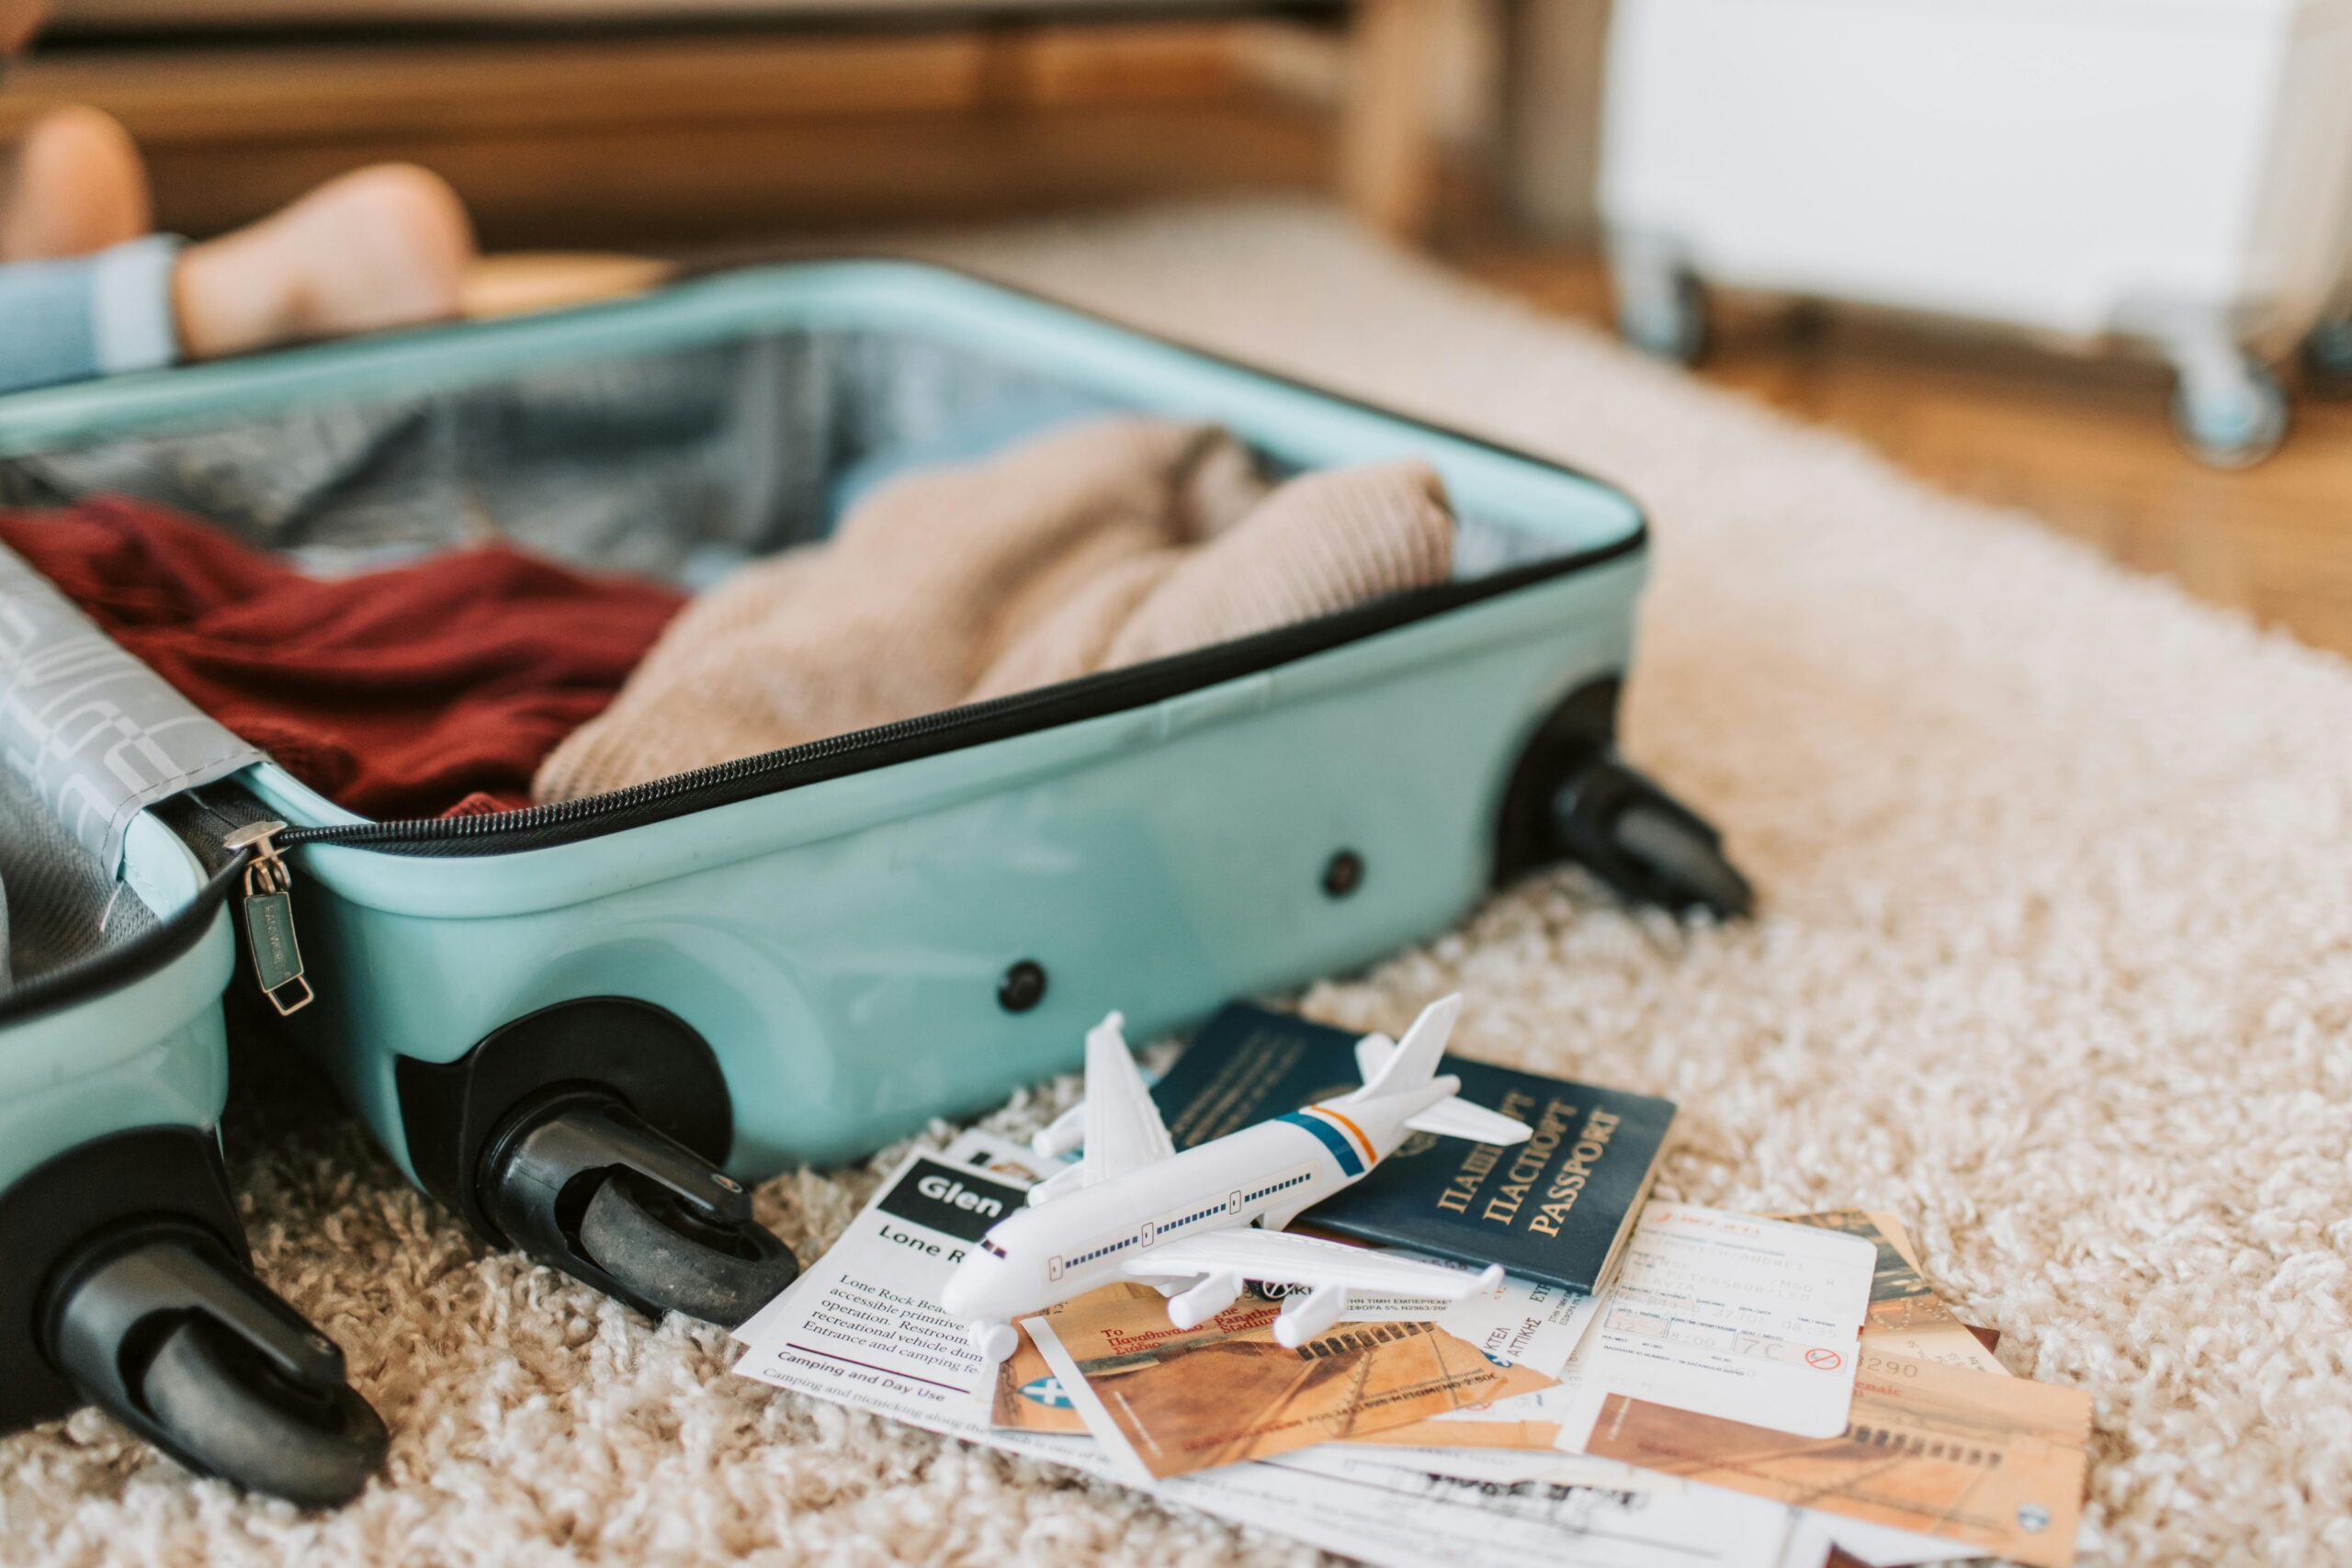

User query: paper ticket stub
[1023,1313,1791,1566]
[1353,1375,1587,1456]
[1584,1348,2093,1568]
[730,1131,1814,1568]
[989,1247,1597,1438]
[1338,1253,1604,1379]
[1561,1204,1876,1443]
[1261,1447,1784,1566]
[1023,1288,1547,1480]
[1779,1210,2007,1378]
[990,1310,1091,1435]
[1334,1434,1679,1495]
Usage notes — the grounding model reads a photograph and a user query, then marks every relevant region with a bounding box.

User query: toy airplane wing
[1124,1228,1502,1301]
[1057,1011,1175,1187]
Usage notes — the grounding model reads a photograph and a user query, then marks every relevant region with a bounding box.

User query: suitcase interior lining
[0,769,160,998]
[0,328,1563,589]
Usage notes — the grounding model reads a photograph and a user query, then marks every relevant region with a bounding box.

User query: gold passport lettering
[1528,1108,1620,1236]
[1437,1087,1533,1215]
[1475,1095,1623,1235]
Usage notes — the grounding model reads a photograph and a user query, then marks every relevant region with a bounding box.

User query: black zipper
[0,522,1641,1028]
[272,531,1644,860]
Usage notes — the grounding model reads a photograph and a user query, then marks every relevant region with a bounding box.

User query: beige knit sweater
[532,417,1453,802]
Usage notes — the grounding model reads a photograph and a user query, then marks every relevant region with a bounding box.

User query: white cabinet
[1599,0,2352,464]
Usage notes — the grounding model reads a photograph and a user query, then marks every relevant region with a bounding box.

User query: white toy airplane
[941,994,1532,1365]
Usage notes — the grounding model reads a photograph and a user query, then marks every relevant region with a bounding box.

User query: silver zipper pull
[223,820,314,1017]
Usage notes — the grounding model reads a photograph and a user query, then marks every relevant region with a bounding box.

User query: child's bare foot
[171,164,475,361]
[0,105,151,261]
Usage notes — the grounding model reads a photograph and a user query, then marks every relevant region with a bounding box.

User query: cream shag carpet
[5,203,2347,1568]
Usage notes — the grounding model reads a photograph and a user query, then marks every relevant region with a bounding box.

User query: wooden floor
[1451,237,2352,660]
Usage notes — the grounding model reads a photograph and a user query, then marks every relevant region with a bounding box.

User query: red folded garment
[0,497,686,819]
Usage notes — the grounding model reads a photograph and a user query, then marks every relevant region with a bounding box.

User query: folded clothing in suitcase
[0,260,1747,1328]
[0,498,688,818]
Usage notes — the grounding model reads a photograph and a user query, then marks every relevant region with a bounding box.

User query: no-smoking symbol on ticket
[1805,1348,1844,1371]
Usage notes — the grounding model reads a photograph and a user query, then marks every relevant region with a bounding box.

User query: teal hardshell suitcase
[0,261,1743,1405]
[0,714,386,1503]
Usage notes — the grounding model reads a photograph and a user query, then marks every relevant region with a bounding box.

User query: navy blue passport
[1151,1003,1675,1295]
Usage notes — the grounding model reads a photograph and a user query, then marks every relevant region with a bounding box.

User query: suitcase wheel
[1600,791,1755,921]
[1495,682,1753,919]
[479,1091,799,1328]
[576,1168,803,1329]
[1549,750,1753,919]
[136,1315,388,1508]
[43,1224,388,1506]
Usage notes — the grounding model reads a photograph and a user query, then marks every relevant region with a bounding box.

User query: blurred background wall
[8,0,2352,654]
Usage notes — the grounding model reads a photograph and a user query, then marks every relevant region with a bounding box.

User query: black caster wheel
[2169,357,2289,468]
[42,1225,388,1506]
[2301,314,2352,394]
[1494,684,1753,919]
[1609,799,1755,921]
[1616,266,1710,367]
[1549,752,1752,919]
[577,1168,801,1330]
[139,1317,389,1508]
[481,1091,800,1328]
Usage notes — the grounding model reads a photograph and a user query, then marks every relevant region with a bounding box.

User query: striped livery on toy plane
[941,995,1532,1364]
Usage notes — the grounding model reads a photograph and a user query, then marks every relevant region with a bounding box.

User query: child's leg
[0,105,150,261]
[0,163,471,394]
[0,233,177,394]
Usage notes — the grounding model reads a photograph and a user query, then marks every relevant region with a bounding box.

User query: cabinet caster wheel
[2169,357,2288,468]
[1616,267,1710,367]
[2301,314,2352,395]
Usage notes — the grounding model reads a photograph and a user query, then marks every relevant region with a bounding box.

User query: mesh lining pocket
[0,768,157,996]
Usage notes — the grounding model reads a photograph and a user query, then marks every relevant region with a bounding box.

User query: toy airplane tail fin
[1351,993,1462,1101]
[1404,1097,1532,1145]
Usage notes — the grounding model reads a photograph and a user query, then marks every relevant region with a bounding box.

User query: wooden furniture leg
[1498,0,1611,237]
[1340,0,1446,240]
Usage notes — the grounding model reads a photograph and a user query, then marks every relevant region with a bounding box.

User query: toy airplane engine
[940,994,1532,1364]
